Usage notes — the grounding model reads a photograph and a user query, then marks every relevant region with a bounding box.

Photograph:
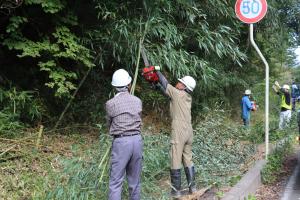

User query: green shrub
[261,135,294,184]
[0,87,45,136]
[0,111,24,136]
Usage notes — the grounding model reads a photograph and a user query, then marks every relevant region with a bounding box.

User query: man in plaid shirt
[105,69,143,200]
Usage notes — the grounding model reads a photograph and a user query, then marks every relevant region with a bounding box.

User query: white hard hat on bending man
[178,76,196,92]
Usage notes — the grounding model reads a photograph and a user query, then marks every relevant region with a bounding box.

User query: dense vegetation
[0,0,300,199]
[0,0,299,128]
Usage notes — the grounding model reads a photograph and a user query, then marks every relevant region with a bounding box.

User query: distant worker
[155,66,196,198]
[296,97,300,143]
[273,81,291,130]
[105,69,143,200]
[291,81,299,111]
[241,89,254,127]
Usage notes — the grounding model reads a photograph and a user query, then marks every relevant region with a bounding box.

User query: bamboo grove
[0,0,299,126]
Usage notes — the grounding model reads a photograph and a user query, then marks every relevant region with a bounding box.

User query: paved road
[282,152,300,200]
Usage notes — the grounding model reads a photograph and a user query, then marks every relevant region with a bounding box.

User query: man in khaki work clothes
[155,67,196,198]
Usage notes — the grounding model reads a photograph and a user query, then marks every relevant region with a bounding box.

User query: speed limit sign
[235,0,269,159]
[235,0,268,24]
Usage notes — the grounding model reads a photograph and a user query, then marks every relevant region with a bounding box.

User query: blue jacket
[241,95,252,120]
[291,84,299,98]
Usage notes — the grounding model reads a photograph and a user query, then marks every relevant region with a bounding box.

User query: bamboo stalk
[36,125,44,148]
[98,143,111,184]
[99,155,110,184]
[53,67,92,130]
[13,100,16,114]
[98,146,111,169]
[0,137,42,147]
[130,37,143,95]
[52,51,102,130]
[0,138,21,142]
[130,20,148,95]
[0,137,34,144]
[0,145,17,157]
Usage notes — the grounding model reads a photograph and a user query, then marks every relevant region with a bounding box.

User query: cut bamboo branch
[0,137,42,147]
[130,20,148,95]
[177,185,213,200]
[99,156,110,184]
[98,146,111,169]
[0,144,17,157]
[98,146,111,184]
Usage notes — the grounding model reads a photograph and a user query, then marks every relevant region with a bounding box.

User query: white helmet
[282,84,290,90]
[245,89,251,95]
[178,76,196,92]
[111,69,132,87]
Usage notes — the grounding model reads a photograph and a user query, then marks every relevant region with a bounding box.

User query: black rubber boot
[170,169,182,198]
[184,166,196,194]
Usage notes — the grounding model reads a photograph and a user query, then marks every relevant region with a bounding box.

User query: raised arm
[156,71,169,92]
[272,82,281,95]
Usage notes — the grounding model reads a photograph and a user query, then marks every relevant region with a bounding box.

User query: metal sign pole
[249,24,269,159]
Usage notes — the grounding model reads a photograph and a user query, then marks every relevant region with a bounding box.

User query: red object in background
[251,101,257,111]
[142,66,159,83]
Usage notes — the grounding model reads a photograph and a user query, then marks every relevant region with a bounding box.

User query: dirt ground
[255,152,298,200]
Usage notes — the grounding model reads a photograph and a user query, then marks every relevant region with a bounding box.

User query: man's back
[241,96,251,119]
[105,92,142,136]
[166,84,192,125]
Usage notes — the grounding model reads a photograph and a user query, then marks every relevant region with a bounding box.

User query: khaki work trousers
[170,122,193,169]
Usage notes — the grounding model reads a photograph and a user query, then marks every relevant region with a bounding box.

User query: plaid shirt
[105,91,142,136]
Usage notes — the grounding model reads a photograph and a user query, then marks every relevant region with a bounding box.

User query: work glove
[292,84,298,90]
[154,66,160,71]
[275,81,280,88]
[272,85,278,93]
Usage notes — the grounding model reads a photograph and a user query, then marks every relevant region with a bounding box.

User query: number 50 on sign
[235,0,267,24]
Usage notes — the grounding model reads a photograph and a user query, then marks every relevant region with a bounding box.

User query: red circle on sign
[235,0,267,24]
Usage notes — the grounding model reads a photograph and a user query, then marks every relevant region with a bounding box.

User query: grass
[261,134,295,184]
[2,108,292,199]
[44,109,257,199]
[0,132,99,200]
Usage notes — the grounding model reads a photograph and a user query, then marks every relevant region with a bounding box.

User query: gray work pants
[108,134,143,200]
[279,110,291,130]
